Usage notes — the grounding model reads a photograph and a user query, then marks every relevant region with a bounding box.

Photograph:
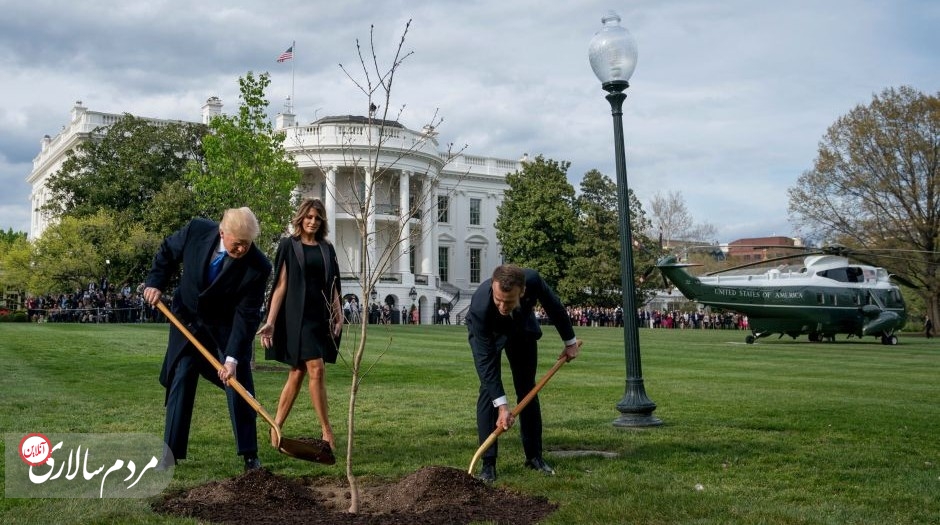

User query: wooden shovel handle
[155,301,282,443]
[467,347,576,475]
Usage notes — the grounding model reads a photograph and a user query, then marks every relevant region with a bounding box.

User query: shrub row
[0,310,29,322]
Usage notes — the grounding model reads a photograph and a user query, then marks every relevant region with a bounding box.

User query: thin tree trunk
[345,314,368,513]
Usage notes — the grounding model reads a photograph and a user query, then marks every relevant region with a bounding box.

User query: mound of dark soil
[152,465,556,525]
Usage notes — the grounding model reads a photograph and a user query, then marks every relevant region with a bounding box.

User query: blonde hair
[220,207,261,240]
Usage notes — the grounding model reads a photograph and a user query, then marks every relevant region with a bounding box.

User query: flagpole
[290,40,296,113]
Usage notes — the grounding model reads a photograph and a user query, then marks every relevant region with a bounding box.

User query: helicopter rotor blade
[722,243,926,288]
[704,251,823,276]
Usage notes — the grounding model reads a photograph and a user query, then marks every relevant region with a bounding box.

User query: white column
[421,179,434,278]
[399,171,411,276]
[325,165,337,242]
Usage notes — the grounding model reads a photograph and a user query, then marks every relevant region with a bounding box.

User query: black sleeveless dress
[297,243,330,362]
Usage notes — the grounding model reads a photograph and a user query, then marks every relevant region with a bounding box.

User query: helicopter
[655,246,911,345]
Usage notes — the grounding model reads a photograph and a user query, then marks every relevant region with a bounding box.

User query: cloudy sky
[2,0,938,242]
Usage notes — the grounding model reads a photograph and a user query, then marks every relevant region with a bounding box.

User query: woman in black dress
[257,199,343,450]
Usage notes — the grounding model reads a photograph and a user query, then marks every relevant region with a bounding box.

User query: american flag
[276,45,293,63]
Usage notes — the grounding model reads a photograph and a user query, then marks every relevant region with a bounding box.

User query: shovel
[156,301,335,465]
[467,341,580,475]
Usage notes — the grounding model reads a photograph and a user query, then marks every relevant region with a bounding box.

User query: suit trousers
[164,347,258,460]
[475,335,542,463]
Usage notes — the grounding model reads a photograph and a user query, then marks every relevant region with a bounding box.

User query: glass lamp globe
[588,11,638,86]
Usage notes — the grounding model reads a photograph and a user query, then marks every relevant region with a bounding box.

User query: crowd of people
[23,284,162,324]
[637,309,749,330]
[531,306,750,331]
[21,289,750,332]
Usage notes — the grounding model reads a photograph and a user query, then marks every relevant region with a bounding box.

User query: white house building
[27,99,523,323]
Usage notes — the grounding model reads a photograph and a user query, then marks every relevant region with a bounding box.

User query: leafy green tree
[41,115,205,225]
[142,179,200,239]
[187,71,300,254]
[788,86,940,323]
[495,155,578,291]
[0,233,32,296]
[559,170,659,307]
[0,228,27,247]
[29,211,157,295]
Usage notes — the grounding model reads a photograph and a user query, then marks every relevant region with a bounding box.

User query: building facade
[27,99,523,323]
[726,236,802,263]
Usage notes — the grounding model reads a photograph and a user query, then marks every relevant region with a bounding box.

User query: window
[409,246,416,274]
[437,195,449,223]
[438,246,449,283]
[470,248,482,283]
[469,198,481,225]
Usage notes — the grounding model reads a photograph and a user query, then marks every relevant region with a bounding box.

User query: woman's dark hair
[290,198,328,241]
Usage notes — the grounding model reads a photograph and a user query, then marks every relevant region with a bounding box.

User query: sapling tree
[292,20,467,512]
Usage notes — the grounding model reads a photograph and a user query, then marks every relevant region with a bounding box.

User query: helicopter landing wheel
[745,335,755,345]
[881,334,898,345]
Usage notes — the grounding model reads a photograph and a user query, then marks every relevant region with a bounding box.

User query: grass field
[1,323,938,524]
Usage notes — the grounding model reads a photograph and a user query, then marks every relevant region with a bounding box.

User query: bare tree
[647,190,716,249]
[789,86,940,326]
[287,21,467,513]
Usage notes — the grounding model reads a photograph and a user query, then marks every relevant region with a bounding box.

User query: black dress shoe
[479,463,497,483]
[524,456,555,475]
[243,455,262,471]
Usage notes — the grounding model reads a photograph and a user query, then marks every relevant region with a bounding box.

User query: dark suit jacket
[265,236,342,365]
[466,268,575,403]
[145,218,272,390]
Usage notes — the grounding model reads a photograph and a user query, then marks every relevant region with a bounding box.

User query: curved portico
[279,114,453,323]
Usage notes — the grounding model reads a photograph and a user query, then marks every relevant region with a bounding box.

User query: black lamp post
[589,11,662,428]
[370,287,378,302]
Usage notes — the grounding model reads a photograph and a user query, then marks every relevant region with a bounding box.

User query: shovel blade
[278,437,336,465]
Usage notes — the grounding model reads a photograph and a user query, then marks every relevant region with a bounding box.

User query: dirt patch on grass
[152,465,556,524]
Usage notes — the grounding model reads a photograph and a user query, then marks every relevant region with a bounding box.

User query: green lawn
[1,323,938,524]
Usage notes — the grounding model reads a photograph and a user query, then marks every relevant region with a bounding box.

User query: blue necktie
[208,252,227,283]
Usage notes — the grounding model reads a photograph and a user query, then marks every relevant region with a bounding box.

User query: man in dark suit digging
[143,207,272,471]
[467,264,581,482]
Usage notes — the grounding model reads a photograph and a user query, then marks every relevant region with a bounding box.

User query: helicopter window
[817,268,854,282]
[847,267,863,283]
[831,294,838,305]
[816,293,825,305]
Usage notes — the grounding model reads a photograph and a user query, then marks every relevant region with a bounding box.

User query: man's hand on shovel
[496,405,515,431]
[560,339,583,363]
[218,361,236,385]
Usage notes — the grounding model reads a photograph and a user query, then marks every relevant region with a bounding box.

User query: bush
[12,311,28,322]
